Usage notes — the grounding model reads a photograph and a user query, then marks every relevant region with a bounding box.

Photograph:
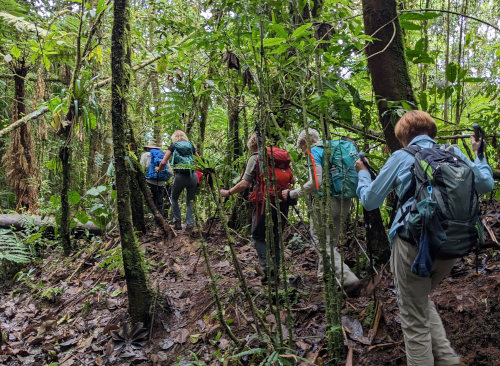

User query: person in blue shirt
[355,110,494,366]
[281,128,364,296]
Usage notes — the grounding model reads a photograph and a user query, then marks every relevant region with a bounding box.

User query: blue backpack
[146,149,170,181]
[326,139,359,198]
[171,141,195,170]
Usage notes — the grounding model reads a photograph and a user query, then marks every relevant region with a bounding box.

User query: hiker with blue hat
[281,128,365,296]
[355,110,494,366]
[140,141,171,215]
[156,130,200,237]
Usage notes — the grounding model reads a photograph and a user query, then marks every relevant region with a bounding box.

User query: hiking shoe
[173,221,182,231]
[344,279,366,298]
[185,226,199,238]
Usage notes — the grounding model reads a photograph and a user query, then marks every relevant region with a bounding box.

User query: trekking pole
[472,123,485,160]
[359,151,378,180]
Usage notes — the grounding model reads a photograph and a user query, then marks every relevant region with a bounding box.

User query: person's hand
[154,166,160,172]
[355,158,369,173]
[470,135,481,155]
[281,189,289,201]
[220,189,230,198]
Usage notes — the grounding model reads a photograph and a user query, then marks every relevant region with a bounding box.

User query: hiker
[220,132,294,284]
[156,130,199,235]
[140,141,171,215]
[355,110,494,366]
[281,128,364,296]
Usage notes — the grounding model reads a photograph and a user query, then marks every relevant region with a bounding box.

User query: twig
[368,300,382,344]
[367,340,403,352]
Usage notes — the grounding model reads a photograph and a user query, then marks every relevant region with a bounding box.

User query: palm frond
[0,11,48,36]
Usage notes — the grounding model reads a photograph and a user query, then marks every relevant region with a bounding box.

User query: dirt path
[1,208,499,365]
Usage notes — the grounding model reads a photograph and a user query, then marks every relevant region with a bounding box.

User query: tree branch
[400,9,499,32]
[0,106,49,138]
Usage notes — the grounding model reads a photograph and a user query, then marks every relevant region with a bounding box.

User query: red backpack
[249,146,294,205]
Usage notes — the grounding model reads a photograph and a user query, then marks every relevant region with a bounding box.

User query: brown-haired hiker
[156,130,200,236]
[220,132,294,284]
[356,110,494,365]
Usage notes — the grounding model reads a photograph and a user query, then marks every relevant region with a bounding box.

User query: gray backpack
[398,144,482,260]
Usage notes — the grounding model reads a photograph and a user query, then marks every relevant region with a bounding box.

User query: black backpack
[397,144,482,260]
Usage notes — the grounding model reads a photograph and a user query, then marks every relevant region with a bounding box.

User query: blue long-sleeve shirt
[357,135,494,245]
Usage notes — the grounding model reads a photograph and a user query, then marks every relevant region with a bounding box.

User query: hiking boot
[344,279,367,298]
[173,221,182,231]
[185,226,199,238]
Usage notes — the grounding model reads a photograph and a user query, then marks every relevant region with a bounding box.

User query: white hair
[296,128,320,148]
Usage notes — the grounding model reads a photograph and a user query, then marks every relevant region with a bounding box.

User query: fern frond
[0,229,31,264]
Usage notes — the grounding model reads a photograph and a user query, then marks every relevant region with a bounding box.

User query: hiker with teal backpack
[140,141,171,215]
[281,128,365,296]
[156,130,200,236]
[355,110,494,366]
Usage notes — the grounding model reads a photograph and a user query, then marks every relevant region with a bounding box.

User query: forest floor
[1,200,499,366]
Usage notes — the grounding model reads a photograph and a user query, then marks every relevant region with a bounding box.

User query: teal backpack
[326,139,359,199]
[171,141,194,170]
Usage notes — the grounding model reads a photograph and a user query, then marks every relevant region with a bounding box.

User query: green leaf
[11,45,21,58]
[399,20,422,30]
[446,63,458,83]
[75,211,89,224]
[463,77,486,83]
[68,190,81,205]
[400,12,441,21]
[86,185,107,196]
[270,23,287,39]
[262,37,286,47]
[291,23,312,40]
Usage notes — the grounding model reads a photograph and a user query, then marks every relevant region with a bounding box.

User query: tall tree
[362,0,417,153]
[111,0,152,325]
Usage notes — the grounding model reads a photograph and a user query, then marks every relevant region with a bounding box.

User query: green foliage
[41,286,64,302]
[0,229,31,264]
[96,246,124,274]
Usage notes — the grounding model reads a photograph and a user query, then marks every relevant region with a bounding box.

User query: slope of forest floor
[1,201,499,365]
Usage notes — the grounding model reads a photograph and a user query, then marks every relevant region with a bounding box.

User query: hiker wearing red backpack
[220,132,294,284]
[281,128,365,296]
[356,111,494,366]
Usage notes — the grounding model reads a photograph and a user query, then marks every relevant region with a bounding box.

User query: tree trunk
[2,64,39,212]
[151,70,162,144]
[362,0,417,153]
[361,0,418,259]
[112,0,153,326]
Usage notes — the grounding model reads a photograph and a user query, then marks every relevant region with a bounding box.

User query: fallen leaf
[190,333,201,344]
[174,328,190,344]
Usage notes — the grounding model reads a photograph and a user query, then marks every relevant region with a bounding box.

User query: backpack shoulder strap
[402,144,421,156]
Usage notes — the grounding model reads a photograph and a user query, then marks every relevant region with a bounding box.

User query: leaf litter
[0,200,499,365]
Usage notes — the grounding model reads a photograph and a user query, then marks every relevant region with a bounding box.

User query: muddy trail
[1,201,499,365]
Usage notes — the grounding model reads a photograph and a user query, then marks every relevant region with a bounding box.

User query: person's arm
[453,136,494,195]
[356,152,402,211]
[283,164,323,200]
[156,150,172,172]
[220,180,251,197]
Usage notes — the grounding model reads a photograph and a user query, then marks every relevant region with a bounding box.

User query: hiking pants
[171,171,197,228]
[148,183,164,215]
[309,197,359,286]
[391,235,460,366]
[251,201,289,272]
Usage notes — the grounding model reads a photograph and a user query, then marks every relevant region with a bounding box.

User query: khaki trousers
[310,197,359,286]
[391,235,461,366]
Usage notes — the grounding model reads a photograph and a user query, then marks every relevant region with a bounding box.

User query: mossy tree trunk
[2,63,39,212]
[112,0,152,326]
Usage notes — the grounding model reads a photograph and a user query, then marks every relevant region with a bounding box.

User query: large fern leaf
[0,229,31,264]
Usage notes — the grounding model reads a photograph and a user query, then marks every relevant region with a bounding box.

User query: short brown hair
[171,130,188,143]
[395,110,437,147]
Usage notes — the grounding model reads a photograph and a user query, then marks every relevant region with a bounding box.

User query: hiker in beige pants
[391,235,460,366]
[309,197,359,285]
